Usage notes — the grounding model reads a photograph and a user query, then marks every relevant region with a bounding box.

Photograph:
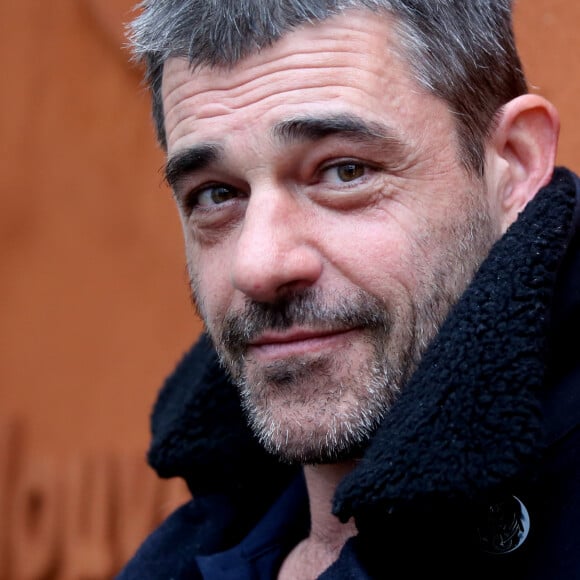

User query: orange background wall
[1,1,579,578]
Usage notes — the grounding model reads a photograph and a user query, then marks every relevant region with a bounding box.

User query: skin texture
[160,9,561,470]
[161,10,503,465]
[160,10,560,578]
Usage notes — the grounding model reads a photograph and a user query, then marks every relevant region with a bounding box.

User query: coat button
[476,495,530,554]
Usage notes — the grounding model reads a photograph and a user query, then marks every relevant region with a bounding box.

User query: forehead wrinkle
[163,37,390,101]
[164,70,367,148]
[166,63,376,120]
[166,79,388,151]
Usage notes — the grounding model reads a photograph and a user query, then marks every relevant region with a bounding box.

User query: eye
[320,161,367,184]
[335,162,365,182]
[194,184,242,208]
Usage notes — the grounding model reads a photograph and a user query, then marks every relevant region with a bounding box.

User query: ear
[485,94,560,233]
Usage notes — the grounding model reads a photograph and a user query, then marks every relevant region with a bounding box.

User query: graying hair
[127,0,527,177]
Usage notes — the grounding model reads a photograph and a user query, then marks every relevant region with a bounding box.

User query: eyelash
[182,184,244,213]
[317,160,370,185]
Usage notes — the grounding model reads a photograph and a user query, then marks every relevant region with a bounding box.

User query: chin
[239,384,388,465]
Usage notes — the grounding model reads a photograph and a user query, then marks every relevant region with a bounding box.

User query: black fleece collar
[334,167,578,523]
[148,168,579,519]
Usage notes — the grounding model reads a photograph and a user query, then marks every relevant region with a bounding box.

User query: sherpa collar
[148,168,579,516]
[334,166,579,522]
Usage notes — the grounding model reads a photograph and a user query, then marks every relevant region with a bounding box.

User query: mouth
[246,327,358,361]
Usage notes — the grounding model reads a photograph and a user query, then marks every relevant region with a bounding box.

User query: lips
[247,327,357,360]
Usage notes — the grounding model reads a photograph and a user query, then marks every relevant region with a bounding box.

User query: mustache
[218,288,392,357]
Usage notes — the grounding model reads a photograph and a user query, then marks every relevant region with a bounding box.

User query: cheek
[185,238,224,314]
[320,216,419,299]
[183,237,233,323]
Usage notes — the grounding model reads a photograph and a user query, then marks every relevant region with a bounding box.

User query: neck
[278,461,358,580]
[304,462,358,546]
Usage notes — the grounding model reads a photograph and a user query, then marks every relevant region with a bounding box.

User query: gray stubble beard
[235,321,409,464]
[192,186,498,465]
[209,290,418,465]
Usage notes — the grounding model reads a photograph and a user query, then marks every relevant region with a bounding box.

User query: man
[118,1,580,578]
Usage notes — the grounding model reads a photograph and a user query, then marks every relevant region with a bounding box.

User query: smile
[246,328,358,361]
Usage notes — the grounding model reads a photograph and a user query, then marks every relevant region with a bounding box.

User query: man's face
[161,11,502,463]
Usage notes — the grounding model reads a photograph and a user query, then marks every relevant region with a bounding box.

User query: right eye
[193,185,242,208]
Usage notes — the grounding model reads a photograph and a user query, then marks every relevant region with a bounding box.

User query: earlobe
[488,94,560,233]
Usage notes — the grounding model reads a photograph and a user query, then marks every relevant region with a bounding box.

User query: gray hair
[127,0,527,177]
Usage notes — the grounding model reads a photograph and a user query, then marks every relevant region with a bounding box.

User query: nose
[231,186,323,303]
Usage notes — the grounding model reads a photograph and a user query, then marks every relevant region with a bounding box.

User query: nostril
[231,244,323,303]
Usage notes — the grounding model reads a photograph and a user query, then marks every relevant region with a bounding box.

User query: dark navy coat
[117,167,580,579]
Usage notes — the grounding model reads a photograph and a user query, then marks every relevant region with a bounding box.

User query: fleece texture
[334,166,576,523]
[147,334,296,498]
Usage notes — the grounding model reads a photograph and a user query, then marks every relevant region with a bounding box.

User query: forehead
[160,10,435,155]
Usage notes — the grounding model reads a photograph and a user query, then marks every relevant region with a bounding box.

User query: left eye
[322,162,367,183]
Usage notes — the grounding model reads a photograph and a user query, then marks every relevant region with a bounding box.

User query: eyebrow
[165,143,222,189]
[164,113,406,188]
[271,114,403,146]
